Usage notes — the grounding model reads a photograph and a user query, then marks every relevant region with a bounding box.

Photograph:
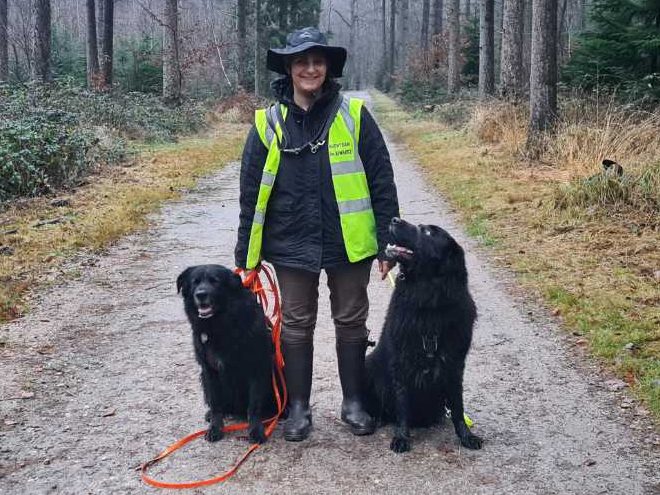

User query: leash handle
[140,265,287,489]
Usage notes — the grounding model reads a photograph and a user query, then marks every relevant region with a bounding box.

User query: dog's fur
[177,264,274,444]
[365,218,483,453]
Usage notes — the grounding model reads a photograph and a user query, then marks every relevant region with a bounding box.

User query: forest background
[0,0,658,417]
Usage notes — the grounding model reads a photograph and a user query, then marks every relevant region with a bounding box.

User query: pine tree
[479,0,495,99]
[86,0,100,89]
[564,0,660,99]
[527,0,558,154]
[0,0,7,82]
[33,0,52,82]
[500,0,524,100]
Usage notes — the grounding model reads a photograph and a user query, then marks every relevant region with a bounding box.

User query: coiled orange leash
[140,264,287,489]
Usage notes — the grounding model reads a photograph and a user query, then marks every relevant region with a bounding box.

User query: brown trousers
[274,261,372,345]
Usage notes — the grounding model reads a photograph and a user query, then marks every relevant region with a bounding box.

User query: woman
[235,27,399,442]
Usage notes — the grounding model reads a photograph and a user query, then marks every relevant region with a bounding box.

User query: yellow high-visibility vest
[246,96,378,269]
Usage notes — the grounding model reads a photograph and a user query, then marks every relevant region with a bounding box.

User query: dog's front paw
[205,424,224,442]
[459,432,483,450]
[390,435,411,453]
[249,423,267,444]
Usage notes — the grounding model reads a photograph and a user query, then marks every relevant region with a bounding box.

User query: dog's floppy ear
[229,271,244,291]
[176,267,194,295]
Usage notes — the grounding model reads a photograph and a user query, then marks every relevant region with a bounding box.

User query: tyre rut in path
[0,92,658,494]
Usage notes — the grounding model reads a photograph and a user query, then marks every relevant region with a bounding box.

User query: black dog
[177,264,274,444]
[365,218,482,453]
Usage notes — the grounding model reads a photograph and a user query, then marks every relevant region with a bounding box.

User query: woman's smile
[290,50,328,97]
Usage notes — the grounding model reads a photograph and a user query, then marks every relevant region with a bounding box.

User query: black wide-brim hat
[267,27,347,78]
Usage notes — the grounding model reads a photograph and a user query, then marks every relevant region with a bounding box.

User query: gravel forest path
[1,92,658,494]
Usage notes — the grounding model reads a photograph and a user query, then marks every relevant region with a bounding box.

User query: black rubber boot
[337,340,376,436]
[283,342,313,442]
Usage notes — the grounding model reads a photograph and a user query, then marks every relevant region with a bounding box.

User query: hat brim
[267,43,347,78]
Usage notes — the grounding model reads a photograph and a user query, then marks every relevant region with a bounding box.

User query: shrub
[0,102,98,201]
[553,163,659,218]
[0,80,207,201]
[209,89,265,124]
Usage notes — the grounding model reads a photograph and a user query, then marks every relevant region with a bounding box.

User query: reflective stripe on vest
[246,97,377,269]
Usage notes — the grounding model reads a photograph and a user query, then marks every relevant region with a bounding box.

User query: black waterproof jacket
[234,78,399,272]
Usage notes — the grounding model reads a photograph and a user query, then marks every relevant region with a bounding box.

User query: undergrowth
[0,80,207,202]
[470,97,660,222]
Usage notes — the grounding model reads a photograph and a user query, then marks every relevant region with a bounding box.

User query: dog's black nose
[194,289,209,300]
[391,217,401,224]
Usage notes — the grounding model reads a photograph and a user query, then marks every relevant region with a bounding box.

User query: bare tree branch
[134,0,168,29]
[332,9,351,28]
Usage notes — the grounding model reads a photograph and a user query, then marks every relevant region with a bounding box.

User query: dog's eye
[208,276,219,285]
[192,277,200,285]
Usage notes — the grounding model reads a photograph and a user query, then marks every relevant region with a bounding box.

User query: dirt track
[1,92,658,494]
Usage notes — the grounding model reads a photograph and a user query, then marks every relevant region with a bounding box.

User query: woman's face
[289,50,328,95]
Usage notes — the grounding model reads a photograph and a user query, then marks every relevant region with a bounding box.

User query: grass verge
[0,123,249,322]
[371,92,659,418]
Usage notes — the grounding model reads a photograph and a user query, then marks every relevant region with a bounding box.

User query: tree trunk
[522,0,533,89]
[0,0,8,81]
[255,0,266,96]
[479,0,495,98]
[278,0,288,37]
[382,0,387,54]
[447,0,460,94]
[381,0,387,81]
[163,0,182,105]
[86,0,100,89]
[100,0,113,89]
[349,0,357,89]
[432,0,443,35]
[389,0,395,79]
[237,0,249,89]
[33,0,51,82]
[12,43,22,81]
[97,0,104,55]
[577,0,587,30]
[465,0,471,20]
[500,0,524,100]
[557,0,569,65]
[527,0,558,153]
[421,0,430,52]
[398,0,409,69]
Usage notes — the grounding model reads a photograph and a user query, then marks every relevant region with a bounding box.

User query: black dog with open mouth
[177,264,274,444]
[365,217,482,452]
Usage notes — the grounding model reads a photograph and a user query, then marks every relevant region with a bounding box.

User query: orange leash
[140,264,287,489]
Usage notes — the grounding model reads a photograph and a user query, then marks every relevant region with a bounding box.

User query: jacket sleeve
[234,125,268,268]
[358,106,400,260]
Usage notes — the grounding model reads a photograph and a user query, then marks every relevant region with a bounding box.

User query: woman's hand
[378,259,395,280]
